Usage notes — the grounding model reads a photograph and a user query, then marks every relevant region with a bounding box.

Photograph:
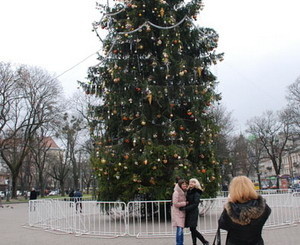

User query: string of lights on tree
[81,0,224,201]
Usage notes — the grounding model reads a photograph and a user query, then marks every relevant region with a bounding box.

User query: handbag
[212,226,221,245]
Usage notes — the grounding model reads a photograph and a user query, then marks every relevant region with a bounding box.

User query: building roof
[42,137,60,150]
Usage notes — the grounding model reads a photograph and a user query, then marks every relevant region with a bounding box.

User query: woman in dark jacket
[218,176,271,245]
[181,178,209,245]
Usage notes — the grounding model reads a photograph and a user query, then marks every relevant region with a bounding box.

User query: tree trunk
[39,170,45,197]
[257,172,262,190]
[276,175,280,189]
[86,183,90,194]
[60,181,65,196]
[11,173,18,199]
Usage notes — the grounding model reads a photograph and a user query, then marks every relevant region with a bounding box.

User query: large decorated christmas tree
[82,0,224,201]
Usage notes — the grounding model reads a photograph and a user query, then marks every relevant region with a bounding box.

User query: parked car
[48,190,59,196]
[292,183,300,192]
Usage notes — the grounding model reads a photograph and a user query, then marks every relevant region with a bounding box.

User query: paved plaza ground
[0,202,300,245]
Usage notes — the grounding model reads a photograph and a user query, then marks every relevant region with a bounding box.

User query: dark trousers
[190,227,206,244]
[75,201,82,212]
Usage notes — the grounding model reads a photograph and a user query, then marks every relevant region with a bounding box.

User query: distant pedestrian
[69,189,74,201]
[29,188,38,211]
[29,188,37,200]
[180,178,209,245]
[68,189,75,207]
[218,176,271,245]
[171,179,188,245]
[74,189,83,213]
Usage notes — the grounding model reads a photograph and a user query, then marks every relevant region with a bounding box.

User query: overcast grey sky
[1,0,300,131]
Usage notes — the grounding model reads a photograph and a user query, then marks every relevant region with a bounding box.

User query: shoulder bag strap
[212,226,221,245]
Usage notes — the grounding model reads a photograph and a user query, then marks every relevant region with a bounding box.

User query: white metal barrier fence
[219,189,294,197]
[28,199,127,237]
[28,192,300,238]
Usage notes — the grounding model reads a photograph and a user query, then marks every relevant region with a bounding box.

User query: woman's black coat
[218,195,271,245]
[182,188,202,228]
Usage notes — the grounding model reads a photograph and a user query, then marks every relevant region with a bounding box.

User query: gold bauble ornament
[100,158,107,164]
[147,93,153,104]
[150,177,156,185]
[197,66,203,76]
[179,71,185,76]
[160,8,165,17]
[201,89,207,94]
[113,77,121,83]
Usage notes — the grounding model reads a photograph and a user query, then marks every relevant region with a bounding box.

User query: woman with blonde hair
[171,179,188,245]
[218,176,271,245]
[180,178,209,245]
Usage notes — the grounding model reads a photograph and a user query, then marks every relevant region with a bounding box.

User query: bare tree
[247,135,265,189]
[66,91,101,191]
[286,76,300,132]
[0,63,62,198]
[247,110,292,188]
[230,134,253,177]
[48,151,69,196]
[211,105,235,186]
[29,127,55,197]
[55,112,85,191]
[80,140,94,194]
[19,153,34,197]
[0,63,17,133]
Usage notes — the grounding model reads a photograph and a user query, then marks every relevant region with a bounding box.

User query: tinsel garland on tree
[81,0,224,201]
